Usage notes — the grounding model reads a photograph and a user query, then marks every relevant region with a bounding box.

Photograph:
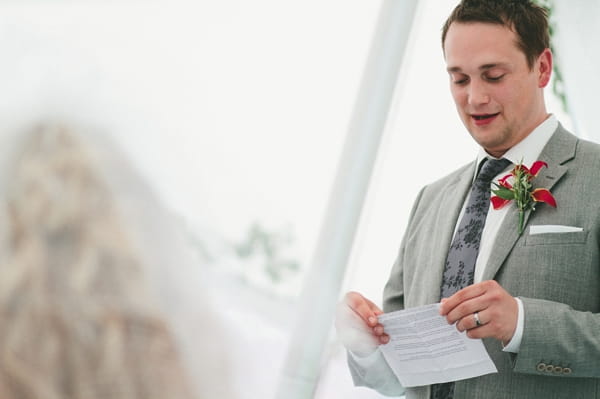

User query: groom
[336,1,600,398]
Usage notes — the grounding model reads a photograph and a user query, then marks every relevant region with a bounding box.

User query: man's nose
[468,81,490,105]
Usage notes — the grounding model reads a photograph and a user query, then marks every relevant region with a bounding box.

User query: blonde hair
[0,125,195,399]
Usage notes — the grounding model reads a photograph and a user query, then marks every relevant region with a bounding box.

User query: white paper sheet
[378,303,497,387]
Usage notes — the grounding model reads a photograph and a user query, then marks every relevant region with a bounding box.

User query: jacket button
[563,367,572,375]
[553,366,563,374]
[545,364,554,373]
[536,363,546,372]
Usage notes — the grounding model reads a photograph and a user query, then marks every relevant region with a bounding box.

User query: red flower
[491,195,511,210]
[529,160,548,177]
[531,188,557,207]
[491,160,557,234]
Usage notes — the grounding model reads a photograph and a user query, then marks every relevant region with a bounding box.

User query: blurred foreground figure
[0,124,231,398]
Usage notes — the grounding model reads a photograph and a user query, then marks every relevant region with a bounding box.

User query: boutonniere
[491,160,557,235]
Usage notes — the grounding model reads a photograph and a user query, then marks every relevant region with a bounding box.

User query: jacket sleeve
[346,187,428,395]
[512,298,600,377]
[347,349,405,397]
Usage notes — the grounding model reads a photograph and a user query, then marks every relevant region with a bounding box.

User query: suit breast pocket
[524,230,589,246]
[506,229,598,307]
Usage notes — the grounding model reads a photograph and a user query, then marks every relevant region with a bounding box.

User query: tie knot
[476,158,512,183]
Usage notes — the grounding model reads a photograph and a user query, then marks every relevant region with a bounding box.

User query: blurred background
[0,0,596,398]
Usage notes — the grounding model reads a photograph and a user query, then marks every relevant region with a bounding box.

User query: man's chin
[468,135,509,157]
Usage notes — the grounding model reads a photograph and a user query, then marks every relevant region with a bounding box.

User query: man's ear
[537,48,553,88]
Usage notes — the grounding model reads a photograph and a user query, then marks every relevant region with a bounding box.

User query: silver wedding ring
[473,312,483,327]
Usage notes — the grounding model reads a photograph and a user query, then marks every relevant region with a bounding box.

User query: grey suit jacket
[351,125,600,398]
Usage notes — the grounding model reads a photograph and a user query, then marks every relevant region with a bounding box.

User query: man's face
[443,22,551,157]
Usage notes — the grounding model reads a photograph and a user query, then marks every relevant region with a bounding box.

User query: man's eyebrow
[446,63,508,73]
[479,63,506,70]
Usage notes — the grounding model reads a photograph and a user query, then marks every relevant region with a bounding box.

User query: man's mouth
[472,113,499,120]
[471,113,500,125]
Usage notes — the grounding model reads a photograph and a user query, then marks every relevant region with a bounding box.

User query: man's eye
[486,74,505,82]
[452,77,469,85]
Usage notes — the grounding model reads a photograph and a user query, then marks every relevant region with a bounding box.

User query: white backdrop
[553,1,600,142]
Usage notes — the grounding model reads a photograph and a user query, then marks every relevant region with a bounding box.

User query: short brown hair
[441,0,550,69]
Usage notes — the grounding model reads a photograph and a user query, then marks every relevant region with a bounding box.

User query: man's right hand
[334,291,389,357]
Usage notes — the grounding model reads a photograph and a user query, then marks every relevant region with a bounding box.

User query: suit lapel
[482,125,577,281]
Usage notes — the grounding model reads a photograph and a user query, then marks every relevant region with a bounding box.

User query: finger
[439,282,489,316]
[359,294,385,316]
[379,333,390,345]
[456,310,488,332]
[344,291,383,327]
[372,325,390,344]
[446,295,489,325]
[465,320,495,339]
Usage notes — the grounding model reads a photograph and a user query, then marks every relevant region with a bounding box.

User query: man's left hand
[439,280,518,345]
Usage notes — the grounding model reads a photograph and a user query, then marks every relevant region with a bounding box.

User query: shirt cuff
[502,297,524,353]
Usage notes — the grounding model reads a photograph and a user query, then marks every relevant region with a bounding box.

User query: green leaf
[492,186,515,200]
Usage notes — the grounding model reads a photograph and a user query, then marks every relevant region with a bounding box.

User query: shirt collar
[474,114,558,180]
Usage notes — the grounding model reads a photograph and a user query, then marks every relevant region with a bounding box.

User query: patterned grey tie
[431,158,511,399]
